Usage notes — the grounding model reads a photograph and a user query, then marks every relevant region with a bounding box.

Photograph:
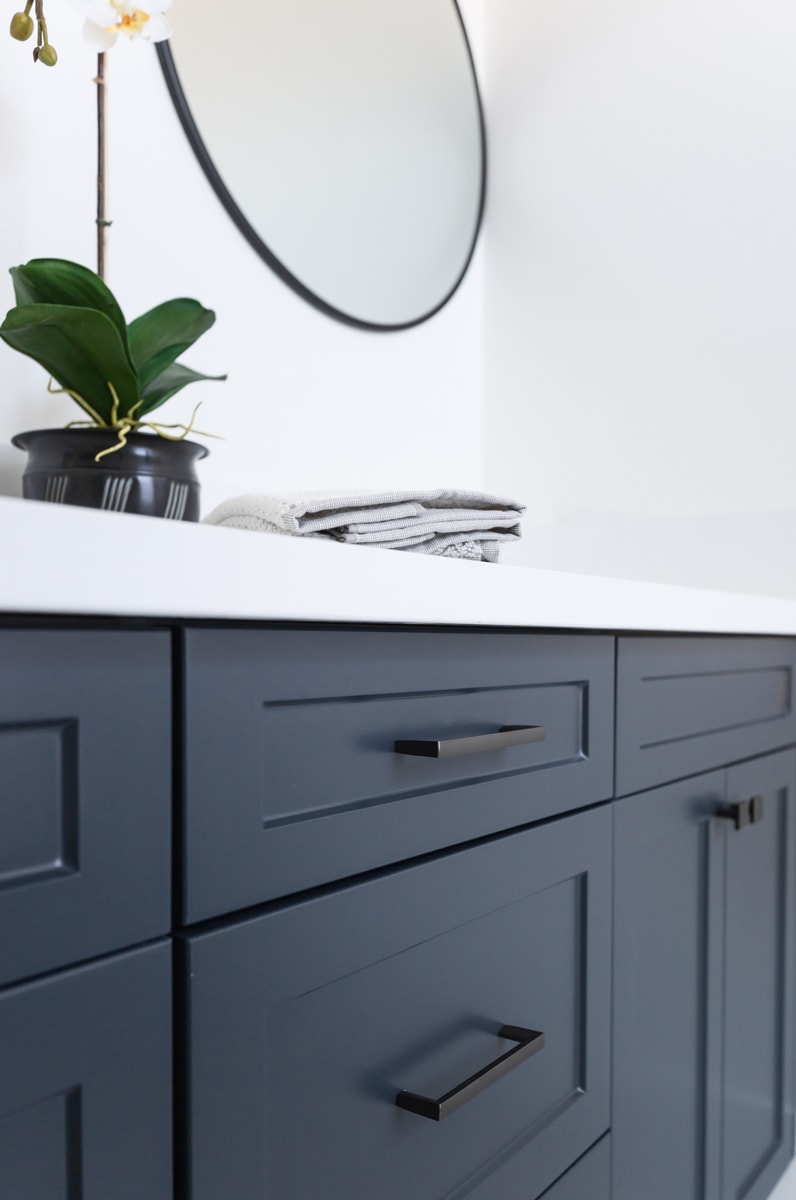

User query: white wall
[481,5,796,1189]
[4,0,796,592]
[0,1,486,512]
[483,0,796,570]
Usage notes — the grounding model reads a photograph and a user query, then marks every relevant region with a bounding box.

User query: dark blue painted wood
[616,637,796,797]
[613,751,796,1200]
[0,630,171,985]
[184,805,611,1200]
[535,1135,610,1200]
[0,942,172,1200]
[2,620,791,1200]
[613,771,726,1200]
[181,627,615,921]
[722,750,796,1200]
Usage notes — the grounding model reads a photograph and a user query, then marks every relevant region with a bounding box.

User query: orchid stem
[96,51,108,281]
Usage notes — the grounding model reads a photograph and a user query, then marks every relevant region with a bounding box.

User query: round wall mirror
[157,0,485,331]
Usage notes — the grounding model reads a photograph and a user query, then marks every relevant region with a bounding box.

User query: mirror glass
[158,0,485,330]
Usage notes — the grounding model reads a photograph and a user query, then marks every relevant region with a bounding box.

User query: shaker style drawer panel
[0,630,171,986]
[0,942,172,1200]
[616,636,796,796]
[535,1136,610,1200]
[184,805,611,1200]
[181,627,614,921]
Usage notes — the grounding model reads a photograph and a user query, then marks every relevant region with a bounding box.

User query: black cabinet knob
[718,797,764,831]
[719,802,751,831]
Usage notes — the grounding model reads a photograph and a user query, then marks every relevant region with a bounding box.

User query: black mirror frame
[155,2,486,333]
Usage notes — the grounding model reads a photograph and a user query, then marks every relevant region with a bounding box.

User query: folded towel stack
[203,489,525,562]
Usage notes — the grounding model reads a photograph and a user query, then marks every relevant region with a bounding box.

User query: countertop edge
[2,497,796,635]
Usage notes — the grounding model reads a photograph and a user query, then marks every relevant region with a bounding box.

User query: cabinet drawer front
[616,637,796,795]
[0,630,171,985]
[185,805,611,1200]
[182,627,614,921]
[537,1136,610,1200]
[0,942,172,1200]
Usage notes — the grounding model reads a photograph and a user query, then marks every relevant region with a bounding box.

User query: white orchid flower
[68,0,172,51]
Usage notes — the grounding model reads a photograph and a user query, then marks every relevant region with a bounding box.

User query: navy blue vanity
[1,620,794,1199]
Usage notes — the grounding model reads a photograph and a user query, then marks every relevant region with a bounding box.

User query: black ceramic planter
[11,428,209,522]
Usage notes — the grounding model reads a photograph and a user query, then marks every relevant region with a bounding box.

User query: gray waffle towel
[202,489,524,562]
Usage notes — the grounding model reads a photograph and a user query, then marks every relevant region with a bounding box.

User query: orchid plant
[8,0,174,275]
[73,0,172,49]
[9,0,58,64]
[0,257,225,457]
[4,1,226,456]
[9,1,171,65]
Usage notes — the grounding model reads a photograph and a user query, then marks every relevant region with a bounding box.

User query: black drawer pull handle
[718,796,764,831]
[395,725,545,759]
[395,1024,545,1122]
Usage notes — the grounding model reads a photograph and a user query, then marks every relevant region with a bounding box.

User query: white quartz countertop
[3,496,796,635]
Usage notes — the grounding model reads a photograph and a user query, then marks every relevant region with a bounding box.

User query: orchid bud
[9,11,34,40]
[38,40,57,64]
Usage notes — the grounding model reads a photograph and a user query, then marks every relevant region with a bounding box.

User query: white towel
[203,489,524,562]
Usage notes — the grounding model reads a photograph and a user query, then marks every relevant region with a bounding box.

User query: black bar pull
[749,795,764,824]
[395,725,545,759]
[395,1024,544,1122]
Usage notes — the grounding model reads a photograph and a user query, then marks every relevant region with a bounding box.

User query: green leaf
[0,304,140,424]
[128,299,216,392]
[9,259,132,366]
[137,360,227,418]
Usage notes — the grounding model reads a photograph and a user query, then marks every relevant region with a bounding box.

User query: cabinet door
[613,751,796,1200]
[0,942,172,1200]
[0,630,171,985]
[722,751,795,1200]
[613,772,726,1200]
